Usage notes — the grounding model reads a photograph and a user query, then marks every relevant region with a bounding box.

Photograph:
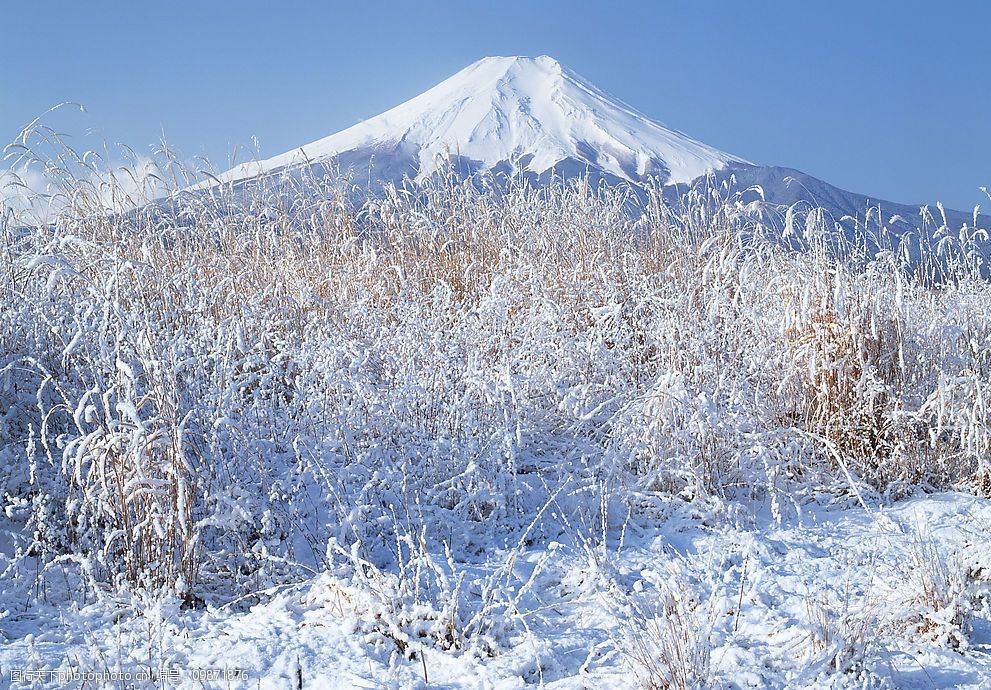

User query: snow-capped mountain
[217,55,747,188]
[213,55,987,237]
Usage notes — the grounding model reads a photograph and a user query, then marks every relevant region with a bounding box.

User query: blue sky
[2,1,988,211]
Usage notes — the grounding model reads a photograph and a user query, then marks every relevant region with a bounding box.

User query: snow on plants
[1,130,991,687]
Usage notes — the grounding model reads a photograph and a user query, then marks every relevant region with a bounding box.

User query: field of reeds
[2,128,991,687]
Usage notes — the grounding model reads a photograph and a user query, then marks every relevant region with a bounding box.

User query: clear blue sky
[3,1,989,211]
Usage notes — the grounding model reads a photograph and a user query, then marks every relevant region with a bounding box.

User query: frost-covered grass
[2,133,991,687]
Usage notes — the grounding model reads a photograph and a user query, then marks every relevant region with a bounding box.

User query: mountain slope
[217,55,747,188]
[672,165,990,239]
[212,55,988,243]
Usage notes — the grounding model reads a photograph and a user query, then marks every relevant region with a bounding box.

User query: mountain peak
[472,54,559,66]
[217,56,748,187]
[456,55,563,76]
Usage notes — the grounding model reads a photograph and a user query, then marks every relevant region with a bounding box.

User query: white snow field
[3,494,991,689]
[3,58,991,689]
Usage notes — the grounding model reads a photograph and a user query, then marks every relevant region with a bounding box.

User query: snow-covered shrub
[898,534,975,649]
[608,560,718,690]
[313,519,559,660]
[781,266,903,485]
[802,584,884,676]
[920,371,991,495]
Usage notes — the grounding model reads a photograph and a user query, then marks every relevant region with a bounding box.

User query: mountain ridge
[212,55,989,237]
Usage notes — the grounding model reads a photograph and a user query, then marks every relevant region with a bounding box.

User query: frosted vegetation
[2,126,991,686]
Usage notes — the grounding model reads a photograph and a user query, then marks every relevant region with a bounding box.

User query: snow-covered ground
[3,493,991,689]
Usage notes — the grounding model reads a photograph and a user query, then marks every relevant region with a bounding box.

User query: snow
[3,493,991,688]
[5,94,991,689]
[201,56,989,242]
[214,56,747,187]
